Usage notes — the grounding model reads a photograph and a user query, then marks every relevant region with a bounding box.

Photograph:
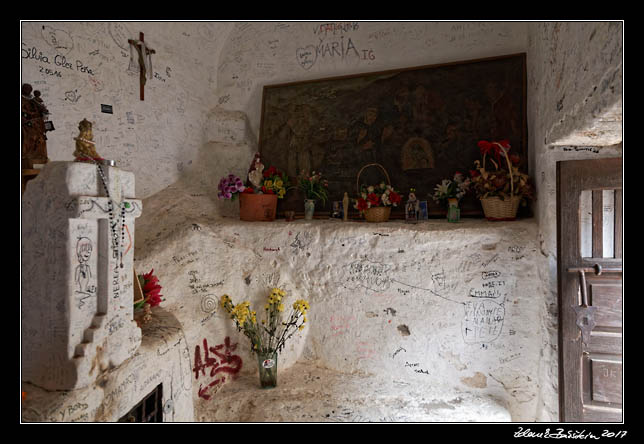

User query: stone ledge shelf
[133,213,550,422]
[199,361,511,422]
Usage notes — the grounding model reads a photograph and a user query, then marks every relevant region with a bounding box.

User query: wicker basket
[357,163,392,223]
[480,195,521,220]
[479,143,521,221]
[364,206,391,222]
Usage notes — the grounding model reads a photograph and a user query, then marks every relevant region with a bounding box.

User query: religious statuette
[248,153,265,188]
[342,192,349,221]
[331,201,342,219]
[21,83,53,168]
[405,189,419,224]
[128,32,156,101]
[73,119,102,162]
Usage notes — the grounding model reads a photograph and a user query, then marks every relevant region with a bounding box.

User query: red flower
[478,139,511,165]
[143,269,155,281]
[389,191,401,205]
[477,140,492,153]
[261,186,275,194]
[367,192,380,207]
[509,154,520,165]
[356,198,368,211]
[264,166,278,178]
[470,169,480,178]
[242,187,254,194]
[141,269,163,308]
[147,291,163,307]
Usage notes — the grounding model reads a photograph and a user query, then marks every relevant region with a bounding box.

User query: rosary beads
[94,161,127,269]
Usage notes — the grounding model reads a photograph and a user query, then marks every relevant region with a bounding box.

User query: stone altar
[22,161,142,391]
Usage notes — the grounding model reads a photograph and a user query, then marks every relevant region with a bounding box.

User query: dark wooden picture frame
[258,53,527,219]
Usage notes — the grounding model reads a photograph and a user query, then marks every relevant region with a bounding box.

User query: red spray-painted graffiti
[193,336,243,400]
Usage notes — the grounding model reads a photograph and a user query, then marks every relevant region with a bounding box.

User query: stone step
[73,341,89,358]
[91,313,107,328]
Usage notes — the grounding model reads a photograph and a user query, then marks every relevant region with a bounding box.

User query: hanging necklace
[93,160,127,269]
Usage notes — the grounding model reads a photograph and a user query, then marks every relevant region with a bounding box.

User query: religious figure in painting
[351,105,390,165]
[401,136,435,171]
[486,80,520,143]
[73,119,102,161]
[285,104,314,177]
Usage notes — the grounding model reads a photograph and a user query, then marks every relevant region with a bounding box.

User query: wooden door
[557,158,623,422]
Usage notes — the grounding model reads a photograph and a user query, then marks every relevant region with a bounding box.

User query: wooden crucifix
[128,32,156,101]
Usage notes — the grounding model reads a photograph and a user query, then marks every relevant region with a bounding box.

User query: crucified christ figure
[128,32,156,100]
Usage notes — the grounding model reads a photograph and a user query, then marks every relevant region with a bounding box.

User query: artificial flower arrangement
[431,171,471,206]
[217,174,246,200]
[134,269,164,310]
[470,140,534,202]
[217,155,291,201]
[470,139,534,220]
[243,165,291,199]
[354,181,402,212]
[133,269,164,324]
[297,171,329,205]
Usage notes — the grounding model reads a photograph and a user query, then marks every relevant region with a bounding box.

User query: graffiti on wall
[193,336,243,400]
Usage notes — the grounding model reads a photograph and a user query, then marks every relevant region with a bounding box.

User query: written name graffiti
[461,299,505,344]
[341,259,391,292]
[22,44,96,77]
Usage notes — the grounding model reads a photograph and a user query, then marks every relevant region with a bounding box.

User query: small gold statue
[73,119,102,161]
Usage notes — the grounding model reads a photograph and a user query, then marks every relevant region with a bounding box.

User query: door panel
[557,157,623,422]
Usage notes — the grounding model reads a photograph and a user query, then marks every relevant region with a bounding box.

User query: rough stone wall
[21,21,233,198]
[135,205,550,421]
[525,21,623,421]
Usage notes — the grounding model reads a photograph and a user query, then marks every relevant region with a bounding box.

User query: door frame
[556,157,622,422]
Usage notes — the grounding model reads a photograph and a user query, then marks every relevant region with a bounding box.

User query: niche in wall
[258,53,528,218]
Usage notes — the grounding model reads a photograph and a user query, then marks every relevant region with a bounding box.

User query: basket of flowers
[470,140,534,221]
[354,163,402,222]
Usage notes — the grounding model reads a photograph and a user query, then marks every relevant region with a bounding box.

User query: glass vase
[257,351,278,389]
[304,199,315,220]
[447,199,460,223]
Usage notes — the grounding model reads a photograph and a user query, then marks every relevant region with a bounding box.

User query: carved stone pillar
[22,161,142,390]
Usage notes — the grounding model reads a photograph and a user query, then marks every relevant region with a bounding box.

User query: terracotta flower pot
[239,193,278,221]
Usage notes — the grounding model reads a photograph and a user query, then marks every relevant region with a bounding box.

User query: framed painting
[258,53,527,218]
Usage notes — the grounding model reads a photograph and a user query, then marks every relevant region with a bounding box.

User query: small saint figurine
[21,83,51,168]
[342,192,349,221]
[247,153,265,188]
[73,119,102,162]
[405,188,419,223]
